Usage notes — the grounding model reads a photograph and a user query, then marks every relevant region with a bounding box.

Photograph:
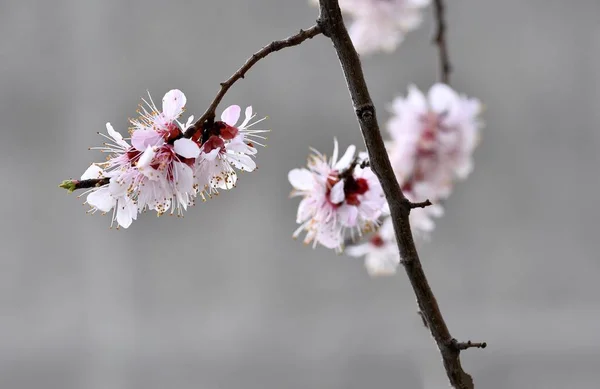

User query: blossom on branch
[289,139,386,251]
[70,89,268,228]
[194,105,268,198]
[387,83,482,203]
[312,0,430,55]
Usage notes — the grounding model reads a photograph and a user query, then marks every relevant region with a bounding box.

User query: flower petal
[428,83,459,114]
[329,180,346,204]
[288,169,314,191]
[331,137,339,167]
[106,123,129,148]
[137,145,155,168]
[87,187,115,213]
[240,106,253,128]
[81,164,104,180]
[131,129,163,151]
[162,89,186,121]
[174,138,200,159]
[221,105,241,126]
[226,152,256,172]
[334,145,356,170]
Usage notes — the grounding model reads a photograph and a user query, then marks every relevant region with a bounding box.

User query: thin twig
[433,0,451,84]
[59,178,110,193]
[317,1,481,388]
[183,25,322,138]
[454,340,487,351]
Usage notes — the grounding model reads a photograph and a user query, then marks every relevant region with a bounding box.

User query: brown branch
[317,1,481,388]
[183,25,322,139]
[409,199,432,209]
[433,0,451,84]
[59,178,110,193]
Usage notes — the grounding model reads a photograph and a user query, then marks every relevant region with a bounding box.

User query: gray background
[1,0,600,388]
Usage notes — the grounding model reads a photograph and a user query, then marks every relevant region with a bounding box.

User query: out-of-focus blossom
[387,83,482,201]
[194,105,268,198]
[289,139,386,250]
[311,0,430,55]
[346,217,400,276]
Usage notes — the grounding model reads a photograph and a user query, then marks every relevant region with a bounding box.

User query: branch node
[409,199,432,209]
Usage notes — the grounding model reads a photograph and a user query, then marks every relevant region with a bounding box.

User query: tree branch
[433,0,451,84]
[317,1,481,388]
[183,25,322,138]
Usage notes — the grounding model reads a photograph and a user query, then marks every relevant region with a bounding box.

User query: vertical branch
[433,0,451,84]
[317,1,482,388]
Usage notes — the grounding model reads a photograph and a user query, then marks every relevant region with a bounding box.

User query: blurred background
[2,0,600,388]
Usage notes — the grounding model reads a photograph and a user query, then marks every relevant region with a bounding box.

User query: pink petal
[428,83,459,114]
[131,130,163,151]
[221,105,241,126]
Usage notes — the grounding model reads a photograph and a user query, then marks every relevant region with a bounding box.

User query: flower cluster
[288,140,386,251]
[79,90,267,228]
[291,84,482,276]
[311,0,430,55]
[355,83,482,274]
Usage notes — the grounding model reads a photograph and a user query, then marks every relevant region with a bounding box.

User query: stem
[433,0,451,84]
[316,1,482,388]
[183,25,322,138]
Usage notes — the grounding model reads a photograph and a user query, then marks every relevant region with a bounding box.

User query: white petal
[202,148,221,161]
[345,243,372,257]
[296,198,313,223]
[81,164,104,180]
[428,83,459,114]
[137,146,155,168]
[221,105,241,126]
[329,180,346,204]
[365,252,400,277]
[106,123,129,148]
[183,115,195,130]
[331,137,339,167]
[227,152,256,172]
[240,106,253,128]
[115,197,135,228]
[174,138,200,158]
[338,203,359,227]
[288,169,314,191]
[334,145,356,170]
[406,85,427,112]
[162,89,186,120]
[87,187,115,213]
[174,162,194,193]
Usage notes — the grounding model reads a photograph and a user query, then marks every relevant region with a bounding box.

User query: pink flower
[311,0,430,55]
[81,90,202,227]
[289,139,386,250]
[194,105,268,198]
[387,83,482,201]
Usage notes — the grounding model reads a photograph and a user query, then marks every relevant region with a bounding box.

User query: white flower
[311,0,430,55]
[194,105,268,198]
[289,139,386,251]
[387,83,482,201]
